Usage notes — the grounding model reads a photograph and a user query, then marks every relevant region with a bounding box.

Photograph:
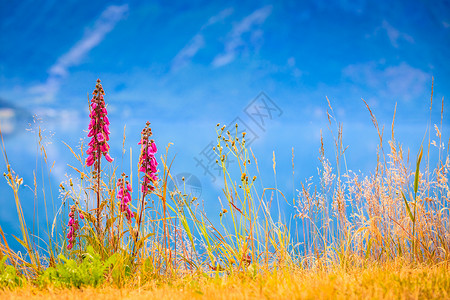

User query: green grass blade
[401,191,414,222]
[414,147,423,197]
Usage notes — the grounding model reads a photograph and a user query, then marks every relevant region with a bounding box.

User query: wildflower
[66,205,79,250]
[243,252,251,266]
[85,79,113,167]
[138,121,158,194]
[117,175,134,223]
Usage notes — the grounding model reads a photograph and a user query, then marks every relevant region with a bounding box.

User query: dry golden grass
[2,262,449,299]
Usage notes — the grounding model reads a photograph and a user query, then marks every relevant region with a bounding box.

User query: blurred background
[0,0,449,251]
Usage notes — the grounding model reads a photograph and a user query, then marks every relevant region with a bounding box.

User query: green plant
[0,257,23,289]
[37,246,116,288]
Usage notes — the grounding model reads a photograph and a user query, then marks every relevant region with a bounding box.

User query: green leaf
[180,216,193,245]
[57,254,68,263]
[11,235,28,250]
[414,147,423,197]
[402,191,414,222]
[0,256,7,271]
[106,253,117,266]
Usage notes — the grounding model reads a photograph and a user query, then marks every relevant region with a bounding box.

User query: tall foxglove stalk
[138,122,158,195]
[134,122,158,248]
[85,79,113,233]
[116,174,134,223]
[67,205,83,250]
[66,205,78,250]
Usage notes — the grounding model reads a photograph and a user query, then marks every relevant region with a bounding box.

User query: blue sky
[0,0,449,249]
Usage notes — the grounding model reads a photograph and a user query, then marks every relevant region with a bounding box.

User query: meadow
[0,79,449,299]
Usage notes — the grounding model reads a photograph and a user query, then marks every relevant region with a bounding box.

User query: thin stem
[133,191,146,256]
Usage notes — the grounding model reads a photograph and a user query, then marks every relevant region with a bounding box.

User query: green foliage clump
[0,257,23,289]
[37,246,116,288]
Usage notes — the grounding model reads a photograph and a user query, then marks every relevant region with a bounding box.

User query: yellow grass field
[2,262,449,299]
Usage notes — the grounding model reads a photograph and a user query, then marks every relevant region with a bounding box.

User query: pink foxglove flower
[116,174,134,223]
[66,205,80,250]
[85,79,113,167]
[138,122,158,194]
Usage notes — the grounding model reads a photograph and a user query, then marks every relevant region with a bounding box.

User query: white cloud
[171,8,234,71]
[29,4,129,102]
[202,7,234,30]
[171,34,205,72]
[212,5,273,67]
[343,62,429,103]
[211,52,235,67]
[0,108,16,134]
[381,20,414,48]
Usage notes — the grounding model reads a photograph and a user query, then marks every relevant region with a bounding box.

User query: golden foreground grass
[2,262,449,299]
